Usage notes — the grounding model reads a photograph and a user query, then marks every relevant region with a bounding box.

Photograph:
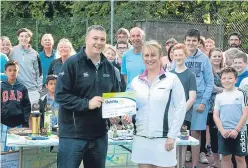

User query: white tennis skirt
[131,135,177,167]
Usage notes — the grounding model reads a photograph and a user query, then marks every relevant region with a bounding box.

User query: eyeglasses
[117,35,127,39]
[117,47,128,50]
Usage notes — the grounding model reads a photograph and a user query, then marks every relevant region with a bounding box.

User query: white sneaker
[199,152,209,164]
[186,151,191,162]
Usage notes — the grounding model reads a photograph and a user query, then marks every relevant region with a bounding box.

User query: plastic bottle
[44,104,53,136]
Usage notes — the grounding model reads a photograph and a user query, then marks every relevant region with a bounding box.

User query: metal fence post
[85,19,89,33]
[218,17,224,50]
[36,20,39,51]
[110,0,114,45]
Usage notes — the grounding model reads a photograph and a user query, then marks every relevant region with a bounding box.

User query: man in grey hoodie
[10,28,42,105]
[184,29,214,168]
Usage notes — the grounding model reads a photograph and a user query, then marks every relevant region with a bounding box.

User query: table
[176,136,199,168]
[7,134,199,168]
[6,134,59,168]
[109,136,199,168]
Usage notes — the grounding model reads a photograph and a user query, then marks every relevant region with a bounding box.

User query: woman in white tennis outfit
[130,40,186,168]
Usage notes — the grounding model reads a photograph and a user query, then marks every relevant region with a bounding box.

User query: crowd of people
[1,25,248,168]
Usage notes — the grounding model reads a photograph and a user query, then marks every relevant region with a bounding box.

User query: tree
[1,1,247,51]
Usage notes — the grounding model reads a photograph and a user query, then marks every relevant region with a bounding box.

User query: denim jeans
[57,134,108,168]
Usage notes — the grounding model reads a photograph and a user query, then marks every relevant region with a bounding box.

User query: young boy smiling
[233,52,248,87]
[214,67,248,168]
[171,43,196,168]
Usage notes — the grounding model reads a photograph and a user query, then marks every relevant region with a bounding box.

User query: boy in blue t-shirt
[233,52,248,87]
[214,67,248,168]
[39,75,59,128]
[171,43,197,168]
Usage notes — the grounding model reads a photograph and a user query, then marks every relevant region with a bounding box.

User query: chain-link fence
[1,17,136,52]
[221,12,248,52]
[1,18,89,52]
[135,19,224,53]
[1,12,247,53]
[135,12,247,53]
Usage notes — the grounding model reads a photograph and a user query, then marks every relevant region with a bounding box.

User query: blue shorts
[190,99,209,131]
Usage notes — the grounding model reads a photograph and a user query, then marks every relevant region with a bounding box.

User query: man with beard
[228,32,242,49]
[121,27,146,91]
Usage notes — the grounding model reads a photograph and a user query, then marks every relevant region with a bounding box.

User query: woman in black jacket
[48,38,76,75]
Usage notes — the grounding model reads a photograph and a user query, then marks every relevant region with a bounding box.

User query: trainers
[199,152,209,164]
[206,145,213,156]
[186,151,191,162]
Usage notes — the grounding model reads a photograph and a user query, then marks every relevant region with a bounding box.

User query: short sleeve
[239,80,244,90]
[214,95,220,110]
[189,73,197,91]
[239,78,248,95]
[121,54,127,75]
[241,90,248,108]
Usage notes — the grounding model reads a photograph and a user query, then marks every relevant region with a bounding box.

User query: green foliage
[1,1,248,51]
[37,18,88,51]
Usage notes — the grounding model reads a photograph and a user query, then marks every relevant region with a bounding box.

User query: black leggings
[200,113,209,154]
[208,113,218,153]
[200,130,207,153]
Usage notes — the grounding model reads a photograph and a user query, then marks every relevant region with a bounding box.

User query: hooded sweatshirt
[1,80,31,127]
[10,45,43,91]
[235,70,248,87]
[185,48,214,105]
